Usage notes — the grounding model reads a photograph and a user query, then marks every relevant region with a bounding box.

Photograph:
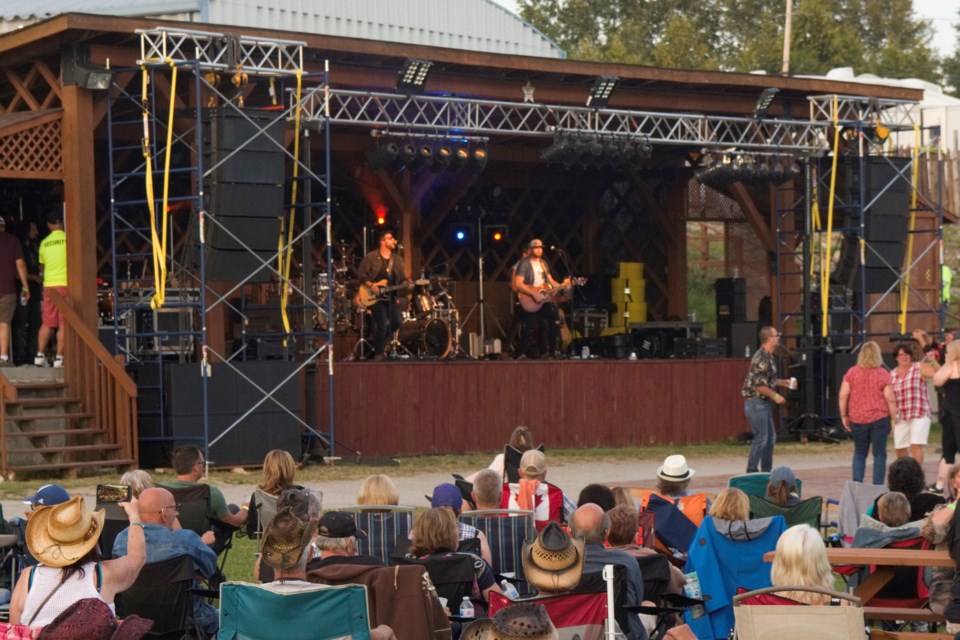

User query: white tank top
[20,562,113,627]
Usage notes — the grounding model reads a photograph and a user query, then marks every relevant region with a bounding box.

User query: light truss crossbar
[137,28,305,76]
[807,94,920,128]
[295,88,831,152]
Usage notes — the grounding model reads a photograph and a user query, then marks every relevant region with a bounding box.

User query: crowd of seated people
[10,422,960,640]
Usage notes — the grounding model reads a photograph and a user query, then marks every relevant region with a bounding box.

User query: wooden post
[60,85,99,331]
[666,174,689,319]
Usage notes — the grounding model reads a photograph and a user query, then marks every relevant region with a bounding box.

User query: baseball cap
[528,239,544,249]
[769,466,796,487]
[316,511,367,539]
[520,449,547,479]
[430,483,463,511]
[24,484,70,508]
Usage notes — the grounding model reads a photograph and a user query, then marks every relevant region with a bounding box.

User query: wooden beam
[728,182,775,252]
[61,84,98,329]
[665,176,689,319]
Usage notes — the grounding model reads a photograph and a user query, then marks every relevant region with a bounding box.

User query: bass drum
[397,318,451,358]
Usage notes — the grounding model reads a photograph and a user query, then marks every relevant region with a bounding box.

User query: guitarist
[513,238,564,359]
[356,230,410,359]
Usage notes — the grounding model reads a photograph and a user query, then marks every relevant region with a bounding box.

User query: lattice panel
[0,120,62,178]
[687,179,746,222]
[727,220,770,317]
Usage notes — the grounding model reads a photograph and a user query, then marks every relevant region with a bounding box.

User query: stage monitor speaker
[730,321,758,358]
[830,157,911,293]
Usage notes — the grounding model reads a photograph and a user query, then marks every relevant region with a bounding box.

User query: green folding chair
[728,473,803,499]
[218,581,371,640]
[748,495,822,530]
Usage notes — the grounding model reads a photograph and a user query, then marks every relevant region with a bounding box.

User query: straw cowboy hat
[26,496,105,568]
[260,507,317,572]
[521,522,585,593]
[460,603,558,640]
[657,454,695,482]
[37,598,154,640]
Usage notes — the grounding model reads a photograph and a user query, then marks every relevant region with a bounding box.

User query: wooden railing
[49,290,138,466]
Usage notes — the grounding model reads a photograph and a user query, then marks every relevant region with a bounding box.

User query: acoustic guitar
[518,277,587,313]
[353,279,413,308]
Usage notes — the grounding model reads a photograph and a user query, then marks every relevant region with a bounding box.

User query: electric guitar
[353,279,413,308]
[518,277,587,313]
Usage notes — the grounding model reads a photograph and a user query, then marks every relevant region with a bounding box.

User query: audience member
[569,504,647,640]
[876,491,911,528]
[469,469,502,510]
[408,508,501,604]
[254,487,322,583]
[308,511,383,570]
[935,341,960,494]
[431,483,492,564]
[890,341,937,464]
[636,455,709,525]
[766,466,800,507]
[606,504,685,595]
[248,449,301,535]
[357,474,400,506]
[119,470,154,499]
[577,484,616,512]
[9,496,145,626]
[460,603,557,639]
[709,488,749,523]
[260,508,397,640]
[113,487,219,636]
[465,426,536,483]
[872,456,944,522]
[839,340,898,485]
[14,484,70,567]
[163,444,247,530]
[769,524,847,605]
[501,449,574,530]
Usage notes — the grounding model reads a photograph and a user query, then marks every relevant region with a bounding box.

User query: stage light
[399,143,417,164]
[61,45,113,91]
[450,224,471,242]
[432,146,452,171]
[365,142,400,170]
[486,224,507,243]
[472,148,488,170]
[397,58,433,93]
[863,124,890,145]
[452,147,470,170]
[374,205,388,226]
[587,75,619,108]
[753,88,779,119]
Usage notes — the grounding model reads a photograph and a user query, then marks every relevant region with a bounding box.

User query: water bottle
[744,345,751,358]
[19,291,27,306]
[581,345,590,359]
[500,579,520,600]
[683,571,705,619]
[459,596,475,618]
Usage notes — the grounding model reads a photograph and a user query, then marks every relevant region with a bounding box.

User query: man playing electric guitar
[513,238,566,359]
[356,230,412,360]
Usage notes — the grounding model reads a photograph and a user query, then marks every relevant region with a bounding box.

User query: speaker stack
[198,109,286,282]
[715,277,746,355]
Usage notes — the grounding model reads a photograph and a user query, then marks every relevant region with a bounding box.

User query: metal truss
[137,27,304,76]
[294,88,833,152]
[807,94,921,129]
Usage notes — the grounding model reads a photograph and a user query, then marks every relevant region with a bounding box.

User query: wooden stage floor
[314,357,751,457]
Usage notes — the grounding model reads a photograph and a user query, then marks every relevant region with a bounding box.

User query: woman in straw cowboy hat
[9,495,146,627]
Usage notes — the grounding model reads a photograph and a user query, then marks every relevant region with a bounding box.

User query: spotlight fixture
[452,147,470,170]
[587,75,619,108]
[365,142,400,170]
[397,58,433,93]
[432,146,452,171]
[863,123,890,146]
[61,45,113,91]
[471,148,488,171]
[753,88,779,119]
[399,143,417,165]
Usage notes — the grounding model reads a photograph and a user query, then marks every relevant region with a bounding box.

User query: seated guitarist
[513,238,564,359]
[356,230,410,360]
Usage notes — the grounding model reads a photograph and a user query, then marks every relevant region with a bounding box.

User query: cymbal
[414,279,432,286]
[430,275,453,283]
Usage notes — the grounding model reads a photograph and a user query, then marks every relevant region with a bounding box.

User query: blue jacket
[683,515,787,640]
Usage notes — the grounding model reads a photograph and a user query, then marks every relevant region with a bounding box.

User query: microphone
[396,243,404,251]
[549,245,564,253]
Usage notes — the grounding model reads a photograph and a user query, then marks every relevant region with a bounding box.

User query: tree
[940,8,960,94]
[518,0,941,83]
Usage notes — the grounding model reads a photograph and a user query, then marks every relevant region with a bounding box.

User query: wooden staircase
[0,291,138,479]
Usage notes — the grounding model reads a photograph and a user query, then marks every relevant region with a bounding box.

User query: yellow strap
[141,65,163,308]
[821,96,841,338]
[279,70,304,339]
[898,124,922,333]
[151,58,177,310]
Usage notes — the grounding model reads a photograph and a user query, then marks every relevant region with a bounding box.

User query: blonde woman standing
[839,341,898,484]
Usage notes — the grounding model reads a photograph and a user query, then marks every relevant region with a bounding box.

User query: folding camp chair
[644,494,698,556]
[727,473,803,500]
[732,585,863,640]
[459,509,535,590]
[394,553,478,607]
[159,483,235,568]
[748,496,823,530]
[115,555,212,640]
[218,581,371,640]
[245,487,280,539]
[837,480,888,546]
[340,505,415,566]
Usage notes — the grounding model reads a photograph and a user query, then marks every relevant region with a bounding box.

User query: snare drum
[397,317,451,358]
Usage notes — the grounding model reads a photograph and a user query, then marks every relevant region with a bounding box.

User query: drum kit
[313,240,463,359]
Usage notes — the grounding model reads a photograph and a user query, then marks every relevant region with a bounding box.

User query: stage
[312,357,751,457]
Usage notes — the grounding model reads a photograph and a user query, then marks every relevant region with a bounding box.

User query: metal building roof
[0,0,564,59]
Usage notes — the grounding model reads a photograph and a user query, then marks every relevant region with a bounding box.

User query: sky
[493,0,960,60]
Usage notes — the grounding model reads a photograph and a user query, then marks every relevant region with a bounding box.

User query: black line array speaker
[134,361,302,468]
[200,108,286,282]
[830,157,912,293]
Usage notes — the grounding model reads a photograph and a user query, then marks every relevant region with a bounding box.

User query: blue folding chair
[218,581,371,640]
[341,505,415,566]
[459,509,535,589]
